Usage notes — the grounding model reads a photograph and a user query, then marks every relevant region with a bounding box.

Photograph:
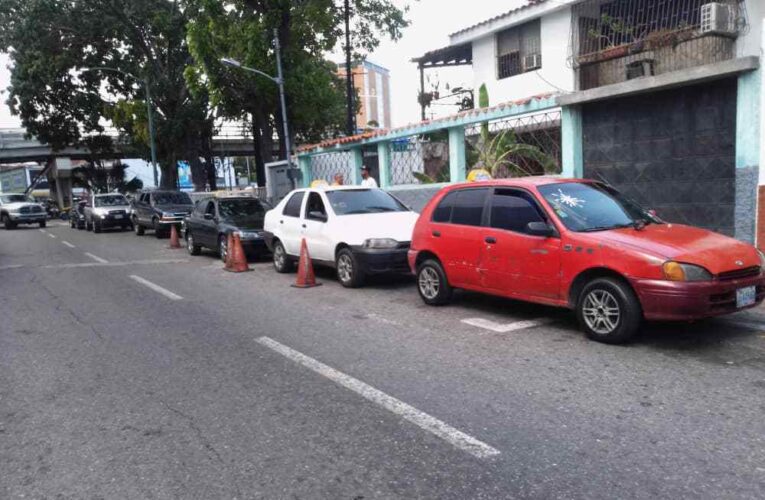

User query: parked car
[0,193,47,229]
[408,178,765,344]
[69,200,87,229]
[84,193,132,233]
[131,190,194,238]
[183,195,268,261]
[263,186,419,287]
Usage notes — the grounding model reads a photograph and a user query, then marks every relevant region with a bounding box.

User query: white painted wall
[739,0,763,58]
[759,15,765,186]
[470,7,574,105]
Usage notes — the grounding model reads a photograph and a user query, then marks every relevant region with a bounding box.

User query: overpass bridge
[0,127,257,207]
[0,128,256,164]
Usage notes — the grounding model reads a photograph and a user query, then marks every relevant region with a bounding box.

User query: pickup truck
[0,193,47,229]
[131,190,194,238]
[84,193,132,233]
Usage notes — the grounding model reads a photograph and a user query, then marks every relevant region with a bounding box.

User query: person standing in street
[332,172,345,186]
[360,166,378,188]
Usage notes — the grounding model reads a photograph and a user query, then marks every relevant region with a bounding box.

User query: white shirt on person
[361,177,378,188]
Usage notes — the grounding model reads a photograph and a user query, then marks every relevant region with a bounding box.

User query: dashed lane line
[47,233,57,239]
[61,241,76,249]
[0,259,190,271]
[461,317,553,333]
[129,275,183,301]
[256,336,501,460]
[84,252,109,264]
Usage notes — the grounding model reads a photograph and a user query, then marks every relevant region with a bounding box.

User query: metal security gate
[582,78,737,236]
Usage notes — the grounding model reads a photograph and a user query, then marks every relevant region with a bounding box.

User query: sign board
[177,161,194,191]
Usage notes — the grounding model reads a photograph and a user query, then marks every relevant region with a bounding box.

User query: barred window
[497,20,541,80]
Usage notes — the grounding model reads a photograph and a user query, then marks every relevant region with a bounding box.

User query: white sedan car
[263,186,419,287]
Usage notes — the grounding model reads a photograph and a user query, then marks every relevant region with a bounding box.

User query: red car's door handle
[485,236,497,244]
[432,231,441,237]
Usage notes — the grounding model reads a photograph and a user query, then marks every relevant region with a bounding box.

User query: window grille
[569,0,746,90]
[310,152,352,184]
[497,20,542,79]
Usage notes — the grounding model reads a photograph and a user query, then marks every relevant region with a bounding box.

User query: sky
[0,0,524,130]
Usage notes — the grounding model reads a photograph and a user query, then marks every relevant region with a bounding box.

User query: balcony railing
[569,0,748,90]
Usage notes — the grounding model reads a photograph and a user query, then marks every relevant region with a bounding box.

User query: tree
[0,0,216,191]
[185,0,412,186]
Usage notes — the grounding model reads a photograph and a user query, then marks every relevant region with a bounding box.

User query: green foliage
[1,0,413,190]
[587,13,635,49]
[469,84,558,178]
[0,0,215,190]
[478,84,490,140]
[184,0,413,182]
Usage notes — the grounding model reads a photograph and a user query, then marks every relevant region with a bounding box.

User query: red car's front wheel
[417,259,452,306]
[577,277,642,344]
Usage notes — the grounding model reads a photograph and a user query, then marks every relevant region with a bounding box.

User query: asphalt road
[2,221,765,499]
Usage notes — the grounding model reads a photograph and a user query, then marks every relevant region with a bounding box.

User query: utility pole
[273,28,292,172]
[144,77,159,188]
[221,28,293,185]
[344,0,356,136]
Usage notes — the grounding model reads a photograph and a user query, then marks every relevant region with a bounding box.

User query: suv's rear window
[94,195,128,207]
[153,192,192,205]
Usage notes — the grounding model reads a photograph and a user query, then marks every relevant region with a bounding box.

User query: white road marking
[38,229,47,234]
[256,336,500,459]
[47,233,57,239]
[461,317,552,333]
[61,241,76,249]
[0,259,190,271]
[129,275,183,301]
[84,252,109,264]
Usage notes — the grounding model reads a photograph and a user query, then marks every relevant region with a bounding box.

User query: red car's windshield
[538,182,659,233]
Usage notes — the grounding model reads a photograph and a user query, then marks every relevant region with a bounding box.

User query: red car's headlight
[662,261,713,282]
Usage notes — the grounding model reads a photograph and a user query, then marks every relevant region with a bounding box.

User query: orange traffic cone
[225,233,251,273]
[292,238,322,288]
[223,233,234,271]
[168,224,181,249]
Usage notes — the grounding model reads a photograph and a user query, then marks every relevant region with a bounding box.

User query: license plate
[113,215,123,220]
[736,286,756,308]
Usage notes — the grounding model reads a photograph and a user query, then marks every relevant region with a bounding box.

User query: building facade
[410,0,764,246]
[338,60,392,130]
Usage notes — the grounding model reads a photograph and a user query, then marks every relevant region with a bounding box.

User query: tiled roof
[449,0,548,38]
[297,92,558,154]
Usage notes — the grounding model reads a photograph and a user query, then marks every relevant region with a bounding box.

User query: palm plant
[469,84,558,178]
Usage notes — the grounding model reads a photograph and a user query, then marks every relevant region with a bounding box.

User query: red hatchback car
[408,178,765,344]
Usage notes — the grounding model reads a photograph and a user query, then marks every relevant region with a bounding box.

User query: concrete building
[338,61,392,130]
[411,0,764,245]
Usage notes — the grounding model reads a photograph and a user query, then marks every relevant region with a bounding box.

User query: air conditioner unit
[523,53,542,71]
[701,3,735,35]
[626,59,655,80]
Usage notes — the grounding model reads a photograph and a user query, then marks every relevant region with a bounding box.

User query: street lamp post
[81,67,159,187]
[221,28,293,179]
